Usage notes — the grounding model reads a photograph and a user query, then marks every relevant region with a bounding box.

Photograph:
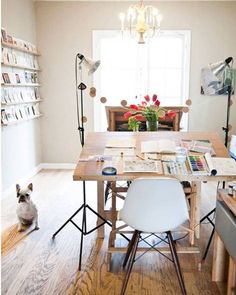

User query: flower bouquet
[124,94,176,131]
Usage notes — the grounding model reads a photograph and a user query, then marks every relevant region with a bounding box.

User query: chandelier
[119,0,162,44]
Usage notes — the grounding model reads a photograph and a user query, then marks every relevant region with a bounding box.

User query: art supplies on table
[206,155,236,175]
[187,154,209,175]
[79,155,112,162]
[104,147,135,156]
[105,138,136,148]
[161,155,176,162]
[181,139,216,156]
[144,153,162,160]
[102,167,117,175]
[162,161,188,175]
[123,160,162,173]
[141,139,176,154]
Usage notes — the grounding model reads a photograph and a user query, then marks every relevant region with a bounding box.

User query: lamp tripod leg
[78,205,86,271]
[52,203,84,239]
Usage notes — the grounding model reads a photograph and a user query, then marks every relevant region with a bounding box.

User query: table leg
[195,182,201,239]
[212,232,228,282]
[189,188,196,245]
[97,181,105,239]
[227,256,236,295]
[107,181,118,269]
[189,181,201,243]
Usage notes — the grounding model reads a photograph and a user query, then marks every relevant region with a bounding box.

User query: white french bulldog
[16,183,39,232]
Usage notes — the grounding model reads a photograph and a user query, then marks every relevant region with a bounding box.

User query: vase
[146,120,158,131]
[132,126,139,132]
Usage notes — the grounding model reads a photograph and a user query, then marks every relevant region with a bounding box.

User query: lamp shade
[209,57,233,77]
[201,56,234,95]
[77,53,100,75]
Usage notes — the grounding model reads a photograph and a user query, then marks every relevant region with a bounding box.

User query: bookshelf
[1,62,41,72]
[1,28,42,126]
[1,41,40,56]
[2,83,41,87]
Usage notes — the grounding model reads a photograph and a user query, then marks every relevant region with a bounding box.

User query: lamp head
[209,56,233,77]
[201,57,234,95]
[77,53,100,75]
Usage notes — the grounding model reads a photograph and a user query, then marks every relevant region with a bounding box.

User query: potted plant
[124,94,176,131]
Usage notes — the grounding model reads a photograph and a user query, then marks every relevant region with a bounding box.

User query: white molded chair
[119,177,189,295]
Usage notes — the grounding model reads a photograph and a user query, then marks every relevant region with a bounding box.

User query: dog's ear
[28,183,33,191]
[16,184,20,194]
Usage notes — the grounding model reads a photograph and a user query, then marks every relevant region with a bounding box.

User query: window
[93,30,191,131]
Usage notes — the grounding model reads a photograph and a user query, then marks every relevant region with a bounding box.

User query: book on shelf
[8,73,17,84]
[1,109,8,124]
[1,28,8,43]
[2,48,9,64]
[141,139,176,154]
[2,72,10,83]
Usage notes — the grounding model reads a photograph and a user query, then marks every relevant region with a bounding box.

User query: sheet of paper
[104,147,135,156]
[79,155,112,162]
[210,157,236,175]
[141,139,176,154]
[123,160,162,173]
[105,138,136,148]
[144,153,162,160]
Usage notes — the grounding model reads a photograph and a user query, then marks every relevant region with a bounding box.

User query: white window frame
[93,30,191,131]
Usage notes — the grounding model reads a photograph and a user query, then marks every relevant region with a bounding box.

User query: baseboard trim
[2,164,42,199]
[2,163,76,199]
[40,163,76,169]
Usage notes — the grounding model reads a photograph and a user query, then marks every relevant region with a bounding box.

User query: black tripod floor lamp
[200,56,234,262]
[52,53,111,270]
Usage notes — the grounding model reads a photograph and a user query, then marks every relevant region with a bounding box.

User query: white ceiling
[34,0,236,2]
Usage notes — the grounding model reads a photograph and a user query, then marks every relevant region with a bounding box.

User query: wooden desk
[105,106,185,131]
[73,132,236,263]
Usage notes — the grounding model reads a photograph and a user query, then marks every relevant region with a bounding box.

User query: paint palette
[187,155,209,175]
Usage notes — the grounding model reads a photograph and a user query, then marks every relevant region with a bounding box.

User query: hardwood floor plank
[1,171,226,294]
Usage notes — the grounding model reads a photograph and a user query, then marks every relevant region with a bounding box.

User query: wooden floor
[1,170,226,295]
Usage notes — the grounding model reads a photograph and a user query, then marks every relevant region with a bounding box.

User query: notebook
[141,139,176,154]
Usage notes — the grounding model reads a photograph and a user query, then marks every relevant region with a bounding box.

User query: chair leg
[120,230,140,295]
[123,230,138,268]
[201,226,215,262]
[105,181,112,204]
[167,231,187,295]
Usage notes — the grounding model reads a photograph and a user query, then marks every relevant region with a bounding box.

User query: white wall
[1,0,42,191]
[35,1,236,164]
[2,1,235,185]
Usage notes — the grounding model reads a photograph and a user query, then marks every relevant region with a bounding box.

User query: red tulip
[152,94,158,102]
[168,110,176,120]
[130,104,139,110]
[137,104,144,110]
[135,114,144,121]
[141,101,147,106]
[124,111,132,119]
[144,95,150,102]
[154,99,160,107]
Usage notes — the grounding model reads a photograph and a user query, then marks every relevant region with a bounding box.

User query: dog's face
[16,183,33,203]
